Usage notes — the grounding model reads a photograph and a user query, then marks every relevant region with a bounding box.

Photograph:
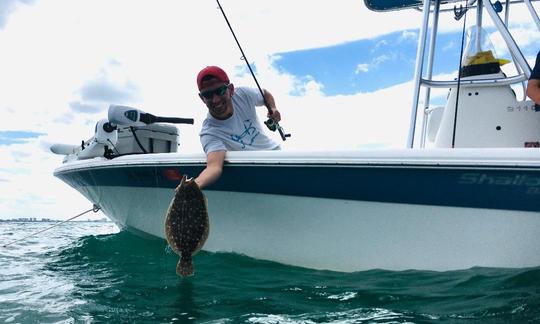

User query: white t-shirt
[199,87,280,154]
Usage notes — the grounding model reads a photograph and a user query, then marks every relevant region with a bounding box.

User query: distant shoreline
[0,218,111,223]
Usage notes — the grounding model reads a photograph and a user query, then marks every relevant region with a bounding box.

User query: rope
[2,204,101,248]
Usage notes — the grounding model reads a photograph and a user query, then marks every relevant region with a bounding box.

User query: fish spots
[164,175,209,277]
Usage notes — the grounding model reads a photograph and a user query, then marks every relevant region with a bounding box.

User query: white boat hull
[74,180,540,272]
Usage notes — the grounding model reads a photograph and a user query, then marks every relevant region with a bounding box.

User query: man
[194,66,281,189]
[526,51,540,108]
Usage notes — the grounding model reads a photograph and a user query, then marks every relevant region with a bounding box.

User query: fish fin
[176,254,194,277]
[175,175,188,192]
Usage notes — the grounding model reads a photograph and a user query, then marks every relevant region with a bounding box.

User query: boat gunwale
[53,148,540,175]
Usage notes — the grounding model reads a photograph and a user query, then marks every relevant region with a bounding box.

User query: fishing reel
[264,118,291,141]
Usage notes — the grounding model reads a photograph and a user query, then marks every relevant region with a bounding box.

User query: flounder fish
[165,175,209,277]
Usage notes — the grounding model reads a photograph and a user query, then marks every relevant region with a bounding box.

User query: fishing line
[215,0,291,141]
[452,1,469,148]
[2,204,101,248]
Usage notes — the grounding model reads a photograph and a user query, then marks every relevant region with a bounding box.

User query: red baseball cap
[196,66,230,90]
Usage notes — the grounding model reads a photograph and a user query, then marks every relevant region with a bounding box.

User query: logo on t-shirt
[230,119,260,149]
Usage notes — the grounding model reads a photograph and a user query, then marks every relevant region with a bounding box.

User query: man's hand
[267,108,281,122]
[194,150,226,189]
[526,79,540,106]
[262,89,281,122]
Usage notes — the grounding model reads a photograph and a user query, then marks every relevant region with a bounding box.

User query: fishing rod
[215,0,291,141]
[451,2,469,148]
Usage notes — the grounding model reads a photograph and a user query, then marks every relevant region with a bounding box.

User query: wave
[38,231,540,323]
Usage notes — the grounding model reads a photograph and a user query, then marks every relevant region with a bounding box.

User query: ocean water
[0,222,539,323]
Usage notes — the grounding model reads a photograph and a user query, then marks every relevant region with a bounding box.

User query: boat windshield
[461,26,510,67]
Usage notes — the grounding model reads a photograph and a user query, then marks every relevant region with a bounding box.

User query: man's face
[199,78,233,119]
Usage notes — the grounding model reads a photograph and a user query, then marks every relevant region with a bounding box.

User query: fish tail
[176,254,194,277]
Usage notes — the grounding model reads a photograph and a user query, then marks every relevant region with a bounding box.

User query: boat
[52,0,540,272]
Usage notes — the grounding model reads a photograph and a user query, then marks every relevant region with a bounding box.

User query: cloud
[442,40,457,52]
[278,79,412,151]
[75,60,141,104]
[398,30,417,42]
[373,40,389,50]
[302,80,325,96]
[203,1,424,55]
[0,139,95,219]
[354,53,396,76]
[68,101,103,114]
[356,63,370,74]
[79,78,139,103]
[490,22,540,59]
[53,112,75,124]
[0,0,34,29]
[67,61,142,117]
[373,54,393,65]
[0,130,45,145]
[11,150,31,162]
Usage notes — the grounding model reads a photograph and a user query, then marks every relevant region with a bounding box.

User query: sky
[0,0,539,220]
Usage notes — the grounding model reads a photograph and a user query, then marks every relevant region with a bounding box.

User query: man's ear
[198,93,205,102]
[228,83,234,96]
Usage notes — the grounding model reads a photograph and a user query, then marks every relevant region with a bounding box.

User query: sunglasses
[200,85,229,99]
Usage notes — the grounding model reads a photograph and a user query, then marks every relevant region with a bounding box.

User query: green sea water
[1,222,539,323]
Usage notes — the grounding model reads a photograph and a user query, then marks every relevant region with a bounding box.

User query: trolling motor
[73,118,119,160]
[50,118,118,159]
[108,105,194,126]
[106,105,194,155]
[51,106,192,161]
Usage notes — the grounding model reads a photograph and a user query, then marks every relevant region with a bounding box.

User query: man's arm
[526,79,540,105]
[194,150,226,189]
[262,89,281,121]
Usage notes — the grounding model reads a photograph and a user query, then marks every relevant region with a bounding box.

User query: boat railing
[422,73,528,87]
[410,0,538,148]
[524,0,540,30]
